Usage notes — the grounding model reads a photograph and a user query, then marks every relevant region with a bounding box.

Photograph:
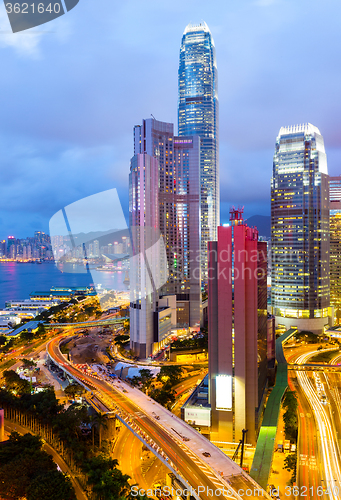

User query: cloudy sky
[0,0,341,239]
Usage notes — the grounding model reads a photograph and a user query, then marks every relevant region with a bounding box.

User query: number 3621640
[5,3,61,14]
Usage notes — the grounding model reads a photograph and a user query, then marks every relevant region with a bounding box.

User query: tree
[22,358,37,369]
[0,432,77,500]
[0,451,55,498]
[283,390,298,411]
[149,385,176,409]
[64,382,85,399]
[35,323,46,337]
[115,334,129,345]
[20,329,33,342]
[284,453,297,485]
[0,335,7,346]
[84,455,131,500]
[283,390,298,441]
[1,338,14,354]
[27,470,76,500]
[139,369,155,392]
[92,412,108,449]
[3,370,31,395]
[158,365,183,385]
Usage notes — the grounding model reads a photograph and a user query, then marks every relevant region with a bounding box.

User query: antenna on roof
[151,114,156,120]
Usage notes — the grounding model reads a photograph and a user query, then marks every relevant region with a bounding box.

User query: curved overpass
[47,334,270,500]
[46,317,128,329]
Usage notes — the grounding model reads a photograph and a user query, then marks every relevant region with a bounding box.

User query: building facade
[129,153,162,359]
[133,118,202,330]
[208,210,268,445]
[330,176,341,323]
[271,124,331,333]
[178,22,219,282]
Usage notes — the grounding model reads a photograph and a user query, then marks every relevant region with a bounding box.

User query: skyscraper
[208,209,268,445]
[329,176,341,323]
[0,240,6,258]
[133,118,202,329]
[178,22,219,282]
[271,124,330,333]
[129,153,162,359]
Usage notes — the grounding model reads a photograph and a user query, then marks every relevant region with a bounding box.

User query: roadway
[288,370,320,499]
[112,425,168,498]
[285,346,341,499]
[49,317,128,329]
[171,374,206,417]
[48,334,270,500]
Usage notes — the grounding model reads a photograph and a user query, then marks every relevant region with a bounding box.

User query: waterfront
[0,262,128,308]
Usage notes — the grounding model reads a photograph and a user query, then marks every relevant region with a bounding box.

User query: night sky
[1,0,341,239]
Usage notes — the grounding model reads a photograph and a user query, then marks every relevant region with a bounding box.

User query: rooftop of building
[30,291,74,297]
[278,122,321,137]
[5,320,41,337]
[183,22,210,34]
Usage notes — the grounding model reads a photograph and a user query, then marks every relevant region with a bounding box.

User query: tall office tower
[129,153,161,358]
[178,22,219,283]
[133,118,201,329]
[7,236,16,256]
[208,209,268,445]
[330,176,341,323]
[93,240,100,258]
[271,124,330,333]
[0,240,6,257]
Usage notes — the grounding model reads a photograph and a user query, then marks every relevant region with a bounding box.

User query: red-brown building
[208,208,268,445]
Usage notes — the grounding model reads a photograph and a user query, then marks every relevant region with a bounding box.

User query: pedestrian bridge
[288,363,340,372]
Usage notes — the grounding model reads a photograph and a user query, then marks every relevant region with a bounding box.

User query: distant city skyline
[1,1,341,239]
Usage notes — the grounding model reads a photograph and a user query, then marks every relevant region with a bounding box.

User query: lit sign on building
[216,375,232,410]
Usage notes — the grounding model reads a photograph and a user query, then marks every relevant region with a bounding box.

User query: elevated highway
[288,363,341,372]
[46,317,128,329]
[47,334,270,500]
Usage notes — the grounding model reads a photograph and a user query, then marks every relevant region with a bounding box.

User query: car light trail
[296,352,341,499]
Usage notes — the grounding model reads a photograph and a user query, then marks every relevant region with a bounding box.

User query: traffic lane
[113,421,170,500]
[296,370,341,500]
[323,373,341,453]
[173,375,204,396]
[113,427,150,493]
[290,372,319,499]
[284,346,314,364]
[299,371,332,500]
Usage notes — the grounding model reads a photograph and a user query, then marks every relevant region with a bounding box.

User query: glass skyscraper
[129,119,202,357]
[329,176,341,323]
[178,22,219,282]
[271,123,330,333]
[133,119,202,327]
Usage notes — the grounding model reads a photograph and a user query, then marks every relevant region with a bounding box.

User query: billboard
[184,407,211,427]
[216,375,232,410]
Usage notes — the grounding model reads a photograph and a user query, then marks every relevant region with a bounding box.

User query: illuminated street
[285,347,341,499]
